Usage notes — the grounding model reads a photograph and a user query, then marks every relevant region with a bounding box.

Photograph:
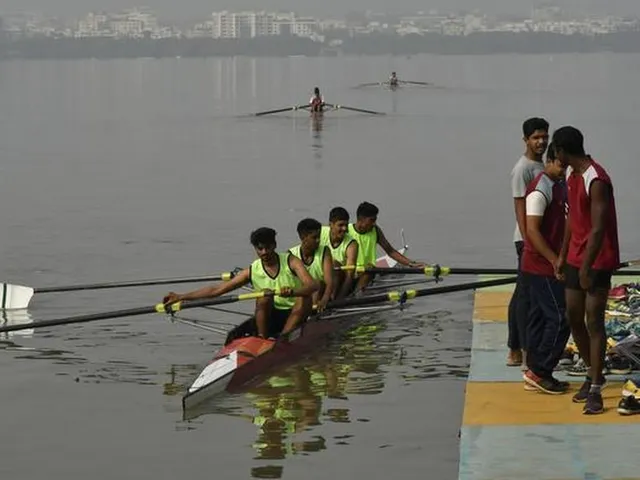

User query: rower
[389,72,399,87]
[348,201,425,290]
[163,227,318,339]
[309,87,325,113]
[289,218,334,312]
[320,206,359,299]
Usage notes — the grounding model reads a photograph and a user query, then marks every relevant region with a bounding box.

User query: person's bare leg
[565,288,590,369]
[281,296,312,335]
[255,296,272,338]
[585,288,608,386]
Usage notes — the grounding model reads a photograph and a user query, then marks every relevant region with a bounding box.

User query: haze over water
[1,53,640,479]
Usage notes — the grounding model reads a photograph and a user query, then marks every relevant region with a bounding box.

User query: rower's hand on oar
[316,297,329,312]
[278,287,295,297]
[163,292,182,305]
[408,261,426,268]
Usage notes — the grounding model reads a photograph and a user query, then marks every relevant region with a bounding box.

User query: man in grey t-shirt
[507,117,549,368]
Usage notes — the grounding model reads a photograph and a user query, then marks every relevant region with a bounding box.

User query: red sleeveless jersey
[566,159,619,271]
[522,172,567,276]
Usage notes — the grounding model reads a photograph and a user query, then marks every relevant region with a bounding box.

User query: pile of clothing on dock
[558,282,640,415]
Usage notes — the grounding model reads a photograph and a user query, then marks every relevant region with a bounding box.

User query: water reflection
[164,305,468,479]
[0,308,34,343]
[310,112,323,161]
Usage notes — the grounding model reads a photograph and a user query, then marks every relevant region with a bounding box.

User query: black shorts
[564,264,612,292]
[268,308,291,337]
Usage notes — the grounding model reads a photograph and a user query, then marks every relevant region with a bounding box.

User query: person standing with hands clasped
[521,143,571,394]
[553,126,620,415]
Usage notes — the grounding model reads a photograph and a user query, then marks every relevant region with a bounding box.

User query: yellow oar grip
[424,265,450,276]
[156,301,182,313]
[221,272,233,281]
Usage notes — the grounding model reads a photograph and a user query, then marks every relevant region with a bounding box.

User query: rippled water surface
[2,53,640,479]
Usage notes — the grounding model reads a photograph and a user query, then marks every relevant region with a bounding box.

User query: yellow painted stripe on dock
[462,381,640,426]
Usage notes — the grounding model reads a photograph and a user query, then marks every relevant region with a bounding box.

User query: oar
[347,259,640,277]
[325,104,385,115]
[327,276,518,309]
[1,271,239,310]
[254,105,308,116]
[401,81,432,86]
[353,82,383,88]
[0,290,283,334]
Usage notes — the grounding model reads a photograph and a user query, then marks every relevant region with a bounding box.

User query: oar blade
[254,105,306,116]
[1,283,35,310]
[333,105,385,115]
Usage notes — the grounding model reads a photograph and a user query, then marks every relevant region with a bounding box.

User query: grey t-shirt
[511,155,544,242]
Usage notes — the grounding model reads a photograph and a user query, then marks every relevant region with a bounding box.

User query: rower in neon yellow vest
[320,206,359,299]
[348,201,425,291]
[162,227,319,339]
[289,218,334,312]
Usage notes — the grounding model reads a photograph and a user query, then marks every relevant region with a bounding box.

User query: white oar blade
[1,284,35,310]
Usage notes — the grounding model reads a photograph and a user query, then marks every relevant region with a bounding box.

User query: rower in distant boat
[309,87,325,113]
[163,227,318,339]
[289,218,334,312]
[349,201,426,290]
[389,72,399,87]
[320,207,359,299]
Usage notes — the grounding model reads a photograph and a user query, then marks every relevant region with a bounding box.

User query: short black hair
[552,126,585,156]
[522,117,549,138]
[250,227,277,247]
[356,202,379,219]
[296,218,322,237]
[546,142,556,162]
[329,207,350,223]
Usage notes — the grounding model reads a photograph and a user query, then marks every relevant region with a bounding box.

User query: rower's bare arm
[337,241,358,299]
[288,256,320,296]
[377,227,424,267]
[581,180,609,271]
[320,247,335,305]
[526,215,558,265]
[165,269,250,303]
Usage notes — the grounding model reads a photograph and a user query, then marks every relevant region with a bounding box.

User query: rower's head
[355,202,378,233]
[551,126,586,169]
[329,207,350,239]
[250,227,277,261]
[544,141,565,180]
[314,87,320,96]
[391,72,396,77]
[522,117,549,160]
[297,218,322,251]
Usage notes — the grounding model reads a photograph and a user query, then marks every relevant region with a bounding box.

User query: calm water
[1,53,640,479]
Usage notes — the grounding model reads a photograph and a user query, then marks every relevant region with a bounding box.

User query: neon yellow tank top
[320,225,355,265]
[348,224,378,267]
[250,252,300,310]
[289,244,326,282]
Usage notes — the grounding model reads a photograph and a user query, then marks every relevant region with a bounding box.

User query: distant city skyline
[3,0,640,20]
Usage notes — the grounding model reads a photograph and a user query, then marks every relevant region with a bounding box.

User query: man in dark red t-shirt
[521,143,571,395]
[553,126,620,415]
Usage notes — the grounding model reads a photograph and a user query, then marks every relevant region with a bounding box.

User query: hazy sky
[2,0,640,20]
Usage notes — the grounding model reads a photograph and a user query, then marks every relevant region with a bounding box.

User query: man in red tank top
[553,126,620,415]
[521,143,571,395]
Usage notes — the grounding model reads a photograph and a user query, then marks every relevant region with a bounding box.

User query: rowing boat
[181,238,409,411]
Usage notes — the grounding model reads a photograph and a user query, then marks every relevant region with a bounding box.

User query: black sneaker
[572,377,607,403]
[618,395,640,416]
[606,355,632,375]
[551,377,570,391]
[583,391,604,415]
[524,370,567,395]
